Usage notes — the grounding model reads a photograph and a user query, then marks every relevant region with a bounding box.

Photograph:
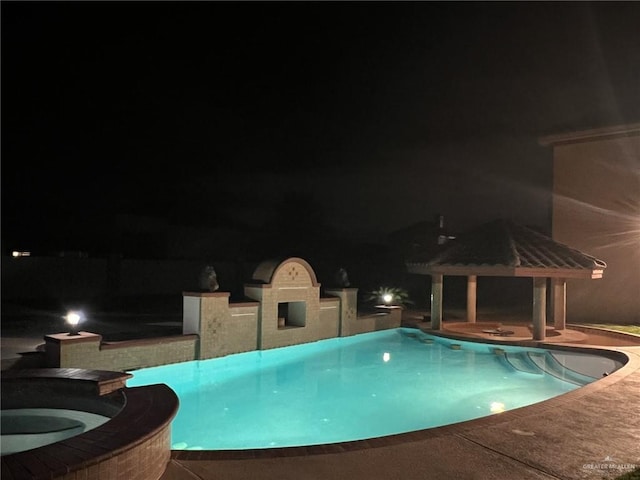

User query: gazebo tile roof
[406,219,606,278]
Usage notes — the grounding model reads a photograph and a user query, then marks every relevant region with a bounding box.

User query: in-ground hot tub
[1,368,178,480]
[1,407,111,456]
[1,369,128,456]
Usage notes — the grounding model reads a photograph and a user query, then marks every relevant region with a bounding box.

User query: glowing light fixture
[12,251,31,257]
[383,352,391,362]
[490,401,505,413]
[65,311,82,336]
[368,286,412,307]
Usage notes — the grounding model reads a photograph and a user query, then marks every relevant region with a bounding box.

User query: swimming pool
[127,328,622,450]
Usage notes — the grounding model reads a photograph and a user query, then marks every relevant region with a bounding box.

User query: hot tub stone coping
[1,368,133,396]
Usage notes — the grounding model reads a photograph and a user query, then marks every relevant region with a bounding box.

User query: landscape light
[66,311,82,336]
[382,293,394,305]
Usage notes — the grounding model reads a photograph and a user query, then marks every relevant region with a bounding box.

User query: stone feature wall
[325,288,359,336]
[45,332,198,371]
[245,258,339,350]
[45,257,402,370]
[183,292,259,359]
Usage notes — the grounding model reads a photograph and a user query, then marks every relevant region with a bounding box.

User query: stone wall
[44,258,402,371]
[347,307,403,336]
[45,333,198,371]
[245,258,340,350]
[183,292,259,359]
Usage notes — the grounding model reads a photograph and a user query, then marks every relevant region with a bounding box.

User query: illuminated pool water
[127,328,622,450]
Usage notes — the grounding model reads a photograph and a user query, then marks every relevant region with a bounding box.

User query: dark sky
[2,1,639,254]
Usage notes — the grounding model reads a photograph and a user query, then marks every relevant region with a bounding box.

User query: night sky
[2,1,639,256]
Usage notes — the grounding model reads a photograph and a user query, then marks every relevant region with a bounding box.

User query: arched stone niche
[245,257,338,349]
[251,257,319,287]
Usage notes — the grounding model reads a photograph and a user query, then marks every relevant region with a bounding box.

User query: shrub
[365,286,414,307]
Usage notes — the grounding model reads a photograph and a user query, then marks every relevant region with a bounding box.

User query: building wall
[542,125,640,323]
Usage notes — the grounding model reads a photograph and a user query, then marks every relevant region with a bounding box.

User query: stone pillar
[431,274,443,330]
[532,277,547,341]
[183,291,232,360]
[466,275,477,323]
[551,278,567,330]
[325,288,358,337]
[44,332,102,368]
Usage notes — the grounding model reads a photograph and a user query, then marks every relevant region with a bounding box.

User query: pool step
[526,352,597,386]
[501,352,544,375]
[497,351,597,385]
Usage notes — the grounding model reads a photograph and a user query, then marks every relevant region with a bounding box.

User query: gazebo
[405,219,607,340]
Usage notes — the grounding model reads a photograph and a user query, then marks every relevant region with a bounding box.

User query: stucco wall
[546,127,640,323]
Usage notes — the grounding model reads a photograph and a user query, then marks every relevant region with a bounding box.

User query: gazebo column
[550,277,567,330]
[431,274,443,330]
[532,277,547,340]
[466,275,477,323]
